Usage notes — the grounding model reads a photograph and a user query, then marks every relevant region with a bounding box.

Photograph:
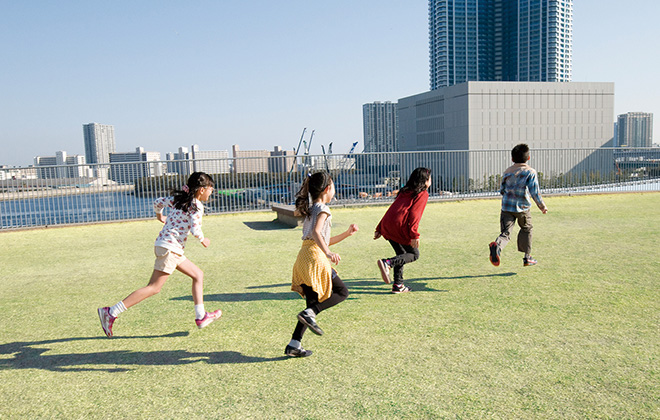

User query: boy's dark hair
[511,143,530,163]
[172,172,214,213]
[295,171,333,217]
[400,167,431,196]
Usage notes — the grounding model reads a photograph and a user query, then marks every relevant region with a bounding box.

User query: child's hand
[201,238,211,248]
[410,238,420,248]
[540,206,548,214]
[327,251,341,265]
[347,224,359,235]
[156,213,167,223]
[374,231,381,240]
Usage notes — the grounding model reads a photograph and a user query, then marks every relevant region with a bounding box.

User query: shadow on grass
[242,220,294,231]
[180,272,517,302]
[0,331,287,373]
[172,292,298,303]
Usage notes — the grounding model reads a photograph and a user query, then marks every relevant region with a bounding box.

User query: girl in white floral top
[97,172,222,338]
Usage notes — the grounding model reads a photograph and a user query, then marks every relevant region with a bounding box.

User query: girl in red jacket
[374,167,431,293]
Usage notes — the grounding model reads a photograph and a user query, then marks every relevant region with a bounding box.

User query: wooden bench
[271,204,304,227]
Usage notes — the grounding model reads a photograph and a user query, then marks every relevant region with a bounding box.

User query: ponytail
[294,171,332,217]
[172,172,214,212]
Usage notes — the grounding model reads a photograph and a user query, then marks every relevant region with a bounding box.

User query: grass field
[1,193,658,419]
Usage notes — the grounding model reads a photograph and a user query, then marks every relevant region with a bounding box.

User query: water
[1,192,157,229]
[2,180,658,230]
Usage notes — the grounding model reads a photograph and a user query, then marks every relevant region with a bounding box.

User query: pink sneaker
[98,307,116,338]
[196,309,222,329]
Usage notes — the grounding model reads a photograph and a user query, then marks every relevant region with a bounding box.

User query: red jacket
[375,189,429,245]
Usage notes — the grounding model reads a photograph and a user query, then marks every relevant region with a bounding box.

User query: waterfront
[2,179,659,230]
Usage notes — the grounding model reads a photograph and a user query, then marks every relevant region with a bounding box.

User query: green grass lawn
[1,193,658,419]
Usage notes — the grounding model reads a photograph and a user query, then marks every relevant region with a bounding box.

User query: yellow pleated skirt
[291,240,333,302]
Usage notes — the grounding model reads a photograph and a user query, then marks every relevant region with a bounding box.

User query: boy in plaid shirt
[489,144,548,267]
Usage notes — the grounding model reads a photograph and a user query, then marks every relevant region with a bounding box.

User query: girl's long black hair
[172,172,215,213]
[400,167,431,196]
[294,171,333,217]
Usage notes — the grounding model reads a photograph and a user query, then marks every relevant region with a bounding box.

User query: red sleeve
[404,191,429,239]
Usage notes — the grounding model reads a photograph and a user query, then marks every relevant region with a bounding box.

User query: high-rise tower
[429,0,572,90]
[617,112,654,147]
[363,101,398,153]
[83,123,116,165]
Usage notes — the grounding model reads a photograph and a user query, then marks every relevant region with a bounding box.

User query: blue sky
[1,0,658,167]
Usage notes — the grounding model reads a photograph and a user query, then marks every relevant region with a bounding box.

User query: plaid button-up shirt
[500,164,545,213]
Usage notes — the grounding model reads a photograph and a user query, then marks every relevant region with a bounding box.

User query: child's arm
[527,172,548,214]
[154,197,170,223]
[190,210,210,248]
[312,212,340,264]
[330,224,359,245]
[404,192,429,245]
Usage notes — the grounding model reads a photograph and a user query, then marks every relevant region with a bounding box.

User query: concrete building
[109,147,163,184]
[269,146,297,174]
[166,145,230,176]
[363,101,398,153]
[232,145,270,174]
[34,151,88,179]
[616,112,653,148]
[83,123,116,165]
[166,147,194,176]
[397,81,614,187]
[429,0,573,89]
[190,144,230,174]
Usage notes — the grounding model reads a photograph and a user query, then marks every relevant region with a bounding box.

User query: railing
[1,148,659,230]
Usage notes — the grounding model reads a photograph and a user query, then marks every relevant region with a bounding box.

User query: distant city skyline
[1,1,659,167]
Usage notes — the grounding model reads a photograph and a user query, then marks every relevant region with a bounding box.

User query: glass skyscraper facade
[429,0,572,90]
[617,112,654,147]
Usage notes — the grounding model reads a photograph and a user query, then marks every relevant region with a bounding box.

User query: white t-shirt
[301,202,332,245]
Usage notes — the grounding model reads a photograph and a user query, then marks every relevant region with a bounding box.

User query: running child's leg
[122,270,171,308]
[176,258,222,328]
[292,284,318,341]
[516,211,533,255]
[98,270,169,337]
[313,270,349,313]
[495,211,516,250]
[387,240,419,285]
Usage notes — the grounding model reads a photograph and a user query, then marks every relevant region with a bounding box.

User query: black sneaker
[285,345,313,357]
[297,310,324,335]
[489,242,500,266]
[391,284,411,294]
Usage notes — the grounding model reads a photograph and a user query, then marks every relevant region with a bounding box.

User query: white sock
[109,301,126,318]
[194,304,205,320]
[289,339,301,349]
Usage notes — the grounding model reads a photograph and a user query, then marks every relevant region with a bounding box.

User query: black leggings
[388,239,420,285]
[292,269,349,341]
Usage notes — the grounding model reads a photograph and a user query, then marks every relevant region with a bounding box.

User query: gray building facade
[397,81,614,187]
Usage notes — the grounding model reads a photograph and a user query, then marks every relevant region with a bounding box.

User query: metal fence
[1,148,659,230]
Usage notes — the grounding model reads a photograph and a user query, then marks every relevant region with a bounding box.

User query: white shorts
[153,246,186,274]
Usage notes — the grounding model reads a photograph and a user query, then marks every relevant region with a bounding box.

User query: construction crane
[340,141,359,170]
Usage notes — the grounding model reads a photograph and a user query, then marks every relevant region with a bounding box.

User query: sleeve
[189,208,205,242]
[527,171,545,209]
[405,191,429,240]
[154,196,172,214]
[500,175,507,195]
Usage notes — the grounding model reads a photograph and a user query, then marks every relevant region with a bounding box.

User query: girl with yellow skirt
[285,172,358,357]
